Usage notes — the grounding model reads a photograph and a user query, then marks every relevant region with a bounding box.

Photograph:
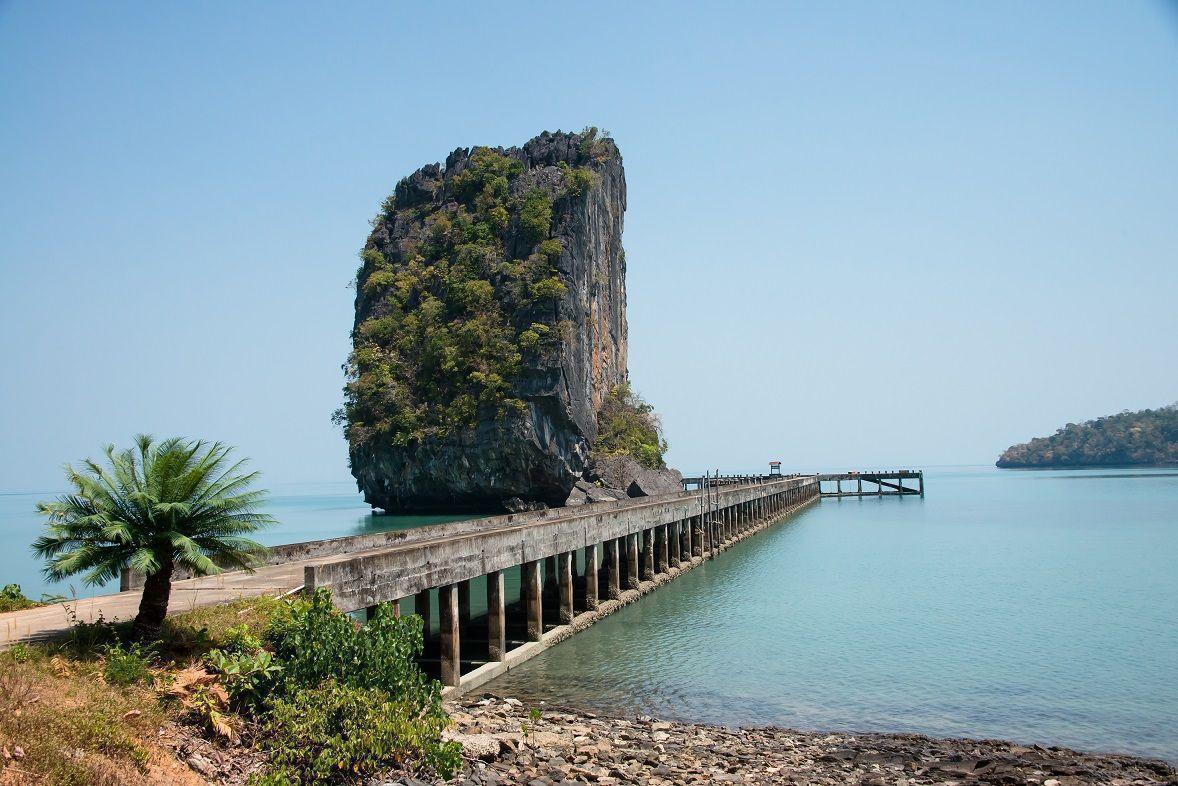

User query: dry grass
[0,596,280,785]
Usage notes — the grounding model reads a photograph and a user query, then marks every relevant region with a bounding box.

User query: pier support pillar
[605,539,621,599]
[458,579,471,632]
[439,583,460,687]
[642,528,655,579]
[692,516,703,558]
[584,544,599,610]
[559,551,574,623]
[543,555,557,604]
[522,560,543,641]
[656,526,669,573]
[626,534,640,589]
[415,589,432,648]
[670,522,681,568]
[486,570,505,661]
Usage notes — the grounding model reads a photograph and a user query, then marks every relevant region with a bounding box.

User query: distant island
[996,403,1178,468]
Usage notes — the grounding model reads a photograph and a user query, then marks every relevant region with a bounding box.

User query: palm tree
[34,435,275,634]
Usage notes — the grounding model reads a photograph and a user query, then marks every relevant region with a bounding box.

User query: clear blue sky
[2,1,1176,491]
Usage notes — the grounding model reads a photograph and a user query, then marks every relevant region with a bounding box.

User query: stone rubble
[397,695,1177,786]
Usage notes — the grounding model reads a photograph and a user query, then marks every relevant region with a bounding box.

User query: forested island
[996,404,1178,468]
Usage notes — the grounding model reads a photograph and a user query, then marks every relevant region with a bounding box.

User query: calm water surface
[489,467,1178,762]
[0,481,472,599]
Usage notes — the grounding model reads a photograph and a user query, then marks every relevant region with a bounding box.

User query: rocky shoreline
[424,694,1176,786]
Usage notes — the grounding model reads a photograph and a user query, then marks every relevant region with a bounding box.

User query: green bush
[529,276,567,302]
[559,162,598,197]
[594,383,668,469]
[518,188,553,243]
[537,238,563,259]
[205,648,283,711]
[0,583,41,613]
[245,591,458,783]
[254,680,460,784]
[101,642,155,687]
[267,591,435,699]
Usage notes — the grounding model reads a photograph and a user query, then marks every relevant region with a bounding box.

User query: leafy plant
[593,383,668,469]
[518,188,553,243]
[187,683,238,742]
[0,583,41,612]
[255,680,460,783]
[34,435,275,633]
[266,591,436,700]
[205,647,282,711]
[247,592,458,782]
[101,641,155,686]
[219,623,264,654]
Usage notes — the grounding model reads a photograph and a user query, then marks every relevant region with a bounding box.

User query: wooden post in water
[605,538,621,598]
[559,551,574,623]
[642,528,654,579]
[584,544,599,610]
[458,579,471,632]
[626,533,640,590]
[486,570,505,661]
[415,589,432,648]
[543,555,557,603]
[438,583,460,687]
[523,560,543,641]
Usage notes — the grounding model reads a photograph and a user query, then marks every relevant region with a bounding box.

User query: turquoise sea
[489,467,1178,762]
[2,467,1175,761]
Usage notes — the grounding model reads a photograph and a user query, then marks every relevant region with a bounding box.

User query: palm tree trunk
[134,562,174,634]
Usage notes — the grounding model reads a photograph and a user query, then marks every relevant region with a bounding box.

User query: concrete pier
[300,475,820,695]
[818,470,923,497]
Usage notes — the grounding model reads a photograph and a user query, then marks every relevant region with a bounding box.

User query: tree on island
[33,435,274,634]
[997,403,1178,468]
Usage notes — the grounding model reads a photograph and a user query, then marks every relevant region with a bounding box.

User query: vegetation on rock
[997,403,1178,468]
[593,383,668,469]
[338,135,602,451]
[33,435,274,633]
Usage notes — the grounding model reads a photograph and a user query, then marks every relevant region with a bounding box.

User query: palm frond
[34,436,275,588]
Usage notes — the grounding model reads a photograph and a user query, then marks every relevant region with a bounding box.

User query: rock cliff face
[342,130,630,512]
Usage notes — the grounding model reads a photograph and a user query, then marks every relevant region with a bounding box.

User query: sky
[2,1,1176,492]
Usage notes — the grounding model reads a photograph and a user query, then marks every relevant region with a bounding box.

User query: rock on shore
[398,695,1177,786]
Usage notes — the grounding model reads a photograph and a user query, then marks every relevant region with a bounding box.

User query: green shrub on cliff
[339,133,606,451]
[594,383,668,469]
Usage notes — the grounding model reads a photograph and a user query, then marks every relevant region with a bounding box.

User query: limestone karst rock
[341,129,636,512]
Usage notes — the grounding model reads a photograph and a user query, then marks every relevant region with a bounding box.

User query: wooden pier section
[818,469,924,497]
